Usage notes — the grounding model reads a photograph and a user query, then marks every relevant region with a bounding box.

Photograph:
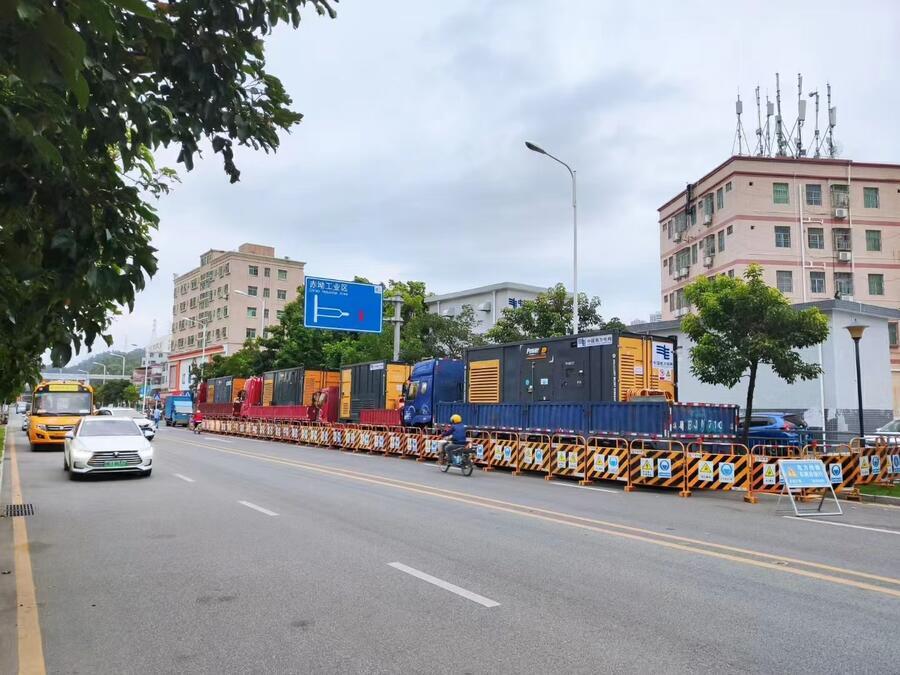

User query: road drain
[5,504,35,517]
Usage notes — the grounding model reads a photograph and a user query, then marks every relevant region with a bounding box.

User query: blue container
[590,402,670,436]
[527,403,589,434]
[670,403,738,437]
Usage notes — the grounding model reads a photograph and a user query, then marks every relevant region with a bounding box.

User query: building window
[223,306,229,318]
[668,294,674,311]
[726,225,733,235]
[868,274,885,296]
[725,181,733,192]
[727,269,735,278]
[247,286,258,296]
[224,262,230,275]
[189,297,197,308]
[248,265,258,277]
[276,309,285,320]
[277,289,287,300]
[704,235,715,255]
[263,309,269,319]
[775,225,791,248]
[807,228,824,249]
[278,269,288,281]
[716,187,724,210]
[187,336,195,346]
[864,187,880,208]
[216,307,222,319]
[246,328,256,339]
[263,287,270,298]
[889,322,898,348]
[690,207,696,226]
[704,193,714,214]
[809,271,826,294]
[833,228,851,251]
[264,267,271,277]
[834,272,853,297]
[866,230,882,251]
[831,184,849,208]
[689,244,697,265]
[215,328,221,340]
[805,184,822,206]
[191,278,198,290]
[247,307,257,318]
[773,182,790,204]
[776,271,793,293]
[177,338,184,348]
[717,230,725,252]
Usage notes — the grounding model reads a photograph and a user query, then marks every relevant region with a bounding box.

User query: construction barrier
[549,434,587,481]
[584,436,629,485]
[625,438,687,494]
[682,441,751,500]
[402,427,424,460]
[516,433,552,476]
[489,431,520,473]
[467,430,494,468]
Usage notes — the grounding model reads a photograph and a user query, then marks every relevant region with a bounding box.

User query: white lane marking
[238,500,279,517]
[551,482,620,494]
[782,516,900,536]
[174,473,195,483]
[387,562,499,608]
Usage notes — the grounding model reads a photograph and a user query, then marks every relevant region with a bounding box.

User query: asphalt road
[3,416,899,674]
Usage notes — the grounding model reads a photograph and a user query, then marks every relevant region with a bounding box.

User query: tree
[94,379,139,406]
[484,283,622,343]
[0,0,337,400]
[682,264,829,445]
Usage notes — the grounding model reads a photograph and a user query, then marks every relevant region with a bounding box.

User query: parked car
[737,412,808,447]
[15,402,26,414]
[864,419,900,447]
[21,415,29,432]
[64,417,154,479]
[98,407,155,440]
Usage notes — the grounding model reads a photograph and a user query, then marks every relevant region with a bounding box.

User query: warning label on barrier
[594,454,606,472]
[524,447,533,464]
[608,456,619,475]
[502,446,511,461]
[719,462,735,484]
[494,446,502,461]
[567,451,578,470]
[892,455,900,474]
[557,451,567,469]
[475,444,485,460]
[640,458,654,478]
[407,438,418,452]
[764,464,777,485]
[535,449,544,464]
[871,455,881,476]
[829,463,843,484]
[698,461,714,482]
[657,458,672,479]
[860,456,870,477]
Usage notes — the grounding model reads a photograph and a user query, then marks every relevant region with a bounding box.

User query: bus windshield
[33,392,93,416]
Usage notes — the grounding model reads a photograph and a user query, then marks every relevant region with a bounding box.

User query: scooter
[438,440,475,477]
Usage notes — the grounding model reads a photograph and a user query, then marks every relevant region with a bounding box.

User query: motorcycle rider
[440,414,467,464]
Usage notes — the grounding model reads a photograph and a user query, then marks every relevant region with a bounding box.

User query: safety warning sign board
[719,462,735,484]
[657,458,672,479]
[698,461,714,482]
[763,464,777,485]
[640,458,654,478]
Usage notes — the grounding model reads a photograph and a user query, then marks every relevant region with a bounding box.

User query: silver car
[64,417,154,479]
[98,406,155,440]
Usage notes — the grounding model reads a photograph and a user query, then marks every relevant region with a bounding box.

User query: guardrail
[197,416,900,503]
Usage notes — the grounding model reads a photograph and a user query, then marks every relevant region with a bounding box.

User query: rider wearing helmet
[440,414,467,463]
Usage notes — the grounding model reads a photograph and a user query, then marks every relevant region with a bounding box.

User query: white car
[64,417,154,479]
[98,407,155,440]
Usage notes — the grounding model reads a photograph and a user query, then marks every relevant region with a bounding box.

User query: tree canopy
[484,283,625,343]
[0,0,336,401]
[682,264,829,442]
[94,379,139,406]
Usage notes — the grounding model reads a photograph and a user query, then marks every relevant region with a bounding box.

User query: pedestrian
[153,405,161,429]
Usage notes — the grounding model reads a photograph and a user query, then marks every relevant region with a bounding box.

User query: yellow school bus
[28,380,94,450]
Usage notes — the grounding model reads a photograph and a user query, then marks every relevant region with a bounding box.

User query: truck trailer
[339,361,411,422]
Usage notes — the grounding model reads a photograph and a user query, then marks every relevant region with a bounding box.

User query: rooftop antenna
[765,94,774,156]
[774,72,788,157]
[795,73,807,157]
[809,88,821,158]
[732,92,750,156]
[825,82,838,158]
[754,86,765,156]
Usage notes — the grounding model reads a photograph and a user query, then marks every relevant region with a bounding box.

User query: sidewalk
[0,424,18,673]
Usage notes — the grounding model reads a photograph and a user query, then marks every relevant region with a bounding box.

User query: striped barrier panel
[250,419,262,438]
[225,419,236,434]
[468,430,493,467]
[208,418,220,433]
[584,436,629,485]
[549,435,588,481]
[856,446,889,485]
[489,431,520,473]
[330,426,345,448]
[403,428,424,460]
[273,420,287,441]
[287,421,301,443]
[386,428,405,456]
[682,447,751,498]
[516,434,552,476]
[422,432,444,461]
[625,439,687,494]
[264,420,277,440]
[369,427,389,454]
[237,420,247,436]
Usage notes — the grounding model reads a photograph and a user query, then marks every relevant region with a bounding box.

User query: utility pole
[389,294,404,362]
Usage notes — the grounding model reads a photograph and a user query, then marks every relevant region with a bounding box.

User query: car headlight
[72,448,92,460]
[36,424,47,431]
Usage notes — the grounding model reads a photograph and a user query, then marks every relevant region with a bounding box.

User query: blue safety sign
[719,462,735,484]
[303,276,383,333]
[892,454,900,474]
[657,458,672,479]
[828,463,843,484]
[778,459,830,489]
[870,455,881,476]
[608,456,619,474]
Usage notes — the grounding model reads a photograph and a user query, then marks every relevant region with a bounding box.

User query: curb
[856,492,900,507]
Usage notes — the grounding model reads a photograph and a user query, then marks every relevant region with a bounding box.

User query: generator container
[464,332,677,404]
[339,361,411,421]
[303,370,341,406]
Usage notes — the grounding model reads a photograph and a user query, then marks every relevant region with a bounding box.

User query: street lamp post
[845,323,868,438]
[525,140,578,335]
[131,343,149,410]
[234,289,266,336]
[91,362,107,387]
[109,351,127,376]
[184,317,210,384]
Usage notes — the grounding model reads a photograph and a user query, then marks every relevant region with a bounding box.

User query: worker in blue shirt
[440,414,467,464]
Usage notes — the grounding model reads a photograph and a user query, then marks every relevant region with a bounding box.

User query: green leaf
[32,135,63,165]
[110,0,156,19]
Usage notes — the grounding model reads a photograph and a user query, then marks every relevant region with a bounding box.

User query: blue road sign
[303,276,383,333]
[778,459,830,489]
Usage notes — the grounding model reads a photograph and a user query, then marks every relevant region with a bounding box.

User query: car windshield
[174,403,193,412]
[79,419,142,437]
[33,392,92,416]
[876,419,900,433]
[109,409,143,418]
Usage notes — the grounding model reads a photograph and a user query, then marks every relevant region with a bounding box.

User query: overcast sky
[89,0,900,359]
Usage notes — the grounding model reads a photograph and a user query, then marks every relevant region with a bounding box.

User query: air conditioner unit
[837,251,852,262]
[703,256,714,268]
[703,213,712,226]
[675,267,689,279]
[476,302,492,312]
[839,294,854,302]
[674,230,683,242]
[673,307,688,318]
[834,207,848,219]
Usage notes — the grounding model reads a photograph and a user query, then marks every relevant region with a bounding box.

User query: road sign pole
[390,294,404,362]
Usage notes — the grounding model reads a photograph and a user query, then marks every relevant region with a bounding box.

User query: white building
[629,299,898,433]
[425,282,547,334]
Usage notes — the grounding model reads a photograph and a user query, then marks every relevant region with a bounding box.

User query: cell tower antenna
[765,94,774,156]
[809,89,821,158]
[774,72,789,157]
[795,73,807,157]
[825,82,838,158]
[754,86,765,156]
[732,92,750,156]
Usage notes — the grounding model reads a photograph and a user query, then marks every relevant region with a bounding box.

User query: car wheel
[63,455,69,471]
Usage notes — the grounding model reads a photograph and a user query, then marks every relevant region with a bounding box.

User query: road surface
[2,417,899,673]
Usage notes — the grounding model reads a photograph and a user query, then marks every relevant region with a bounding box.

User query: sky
[88,0,900,359]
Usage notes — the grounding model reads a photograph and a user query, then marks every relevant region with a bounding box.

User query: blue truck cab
[402,358,465,427]
[164,393,194,427]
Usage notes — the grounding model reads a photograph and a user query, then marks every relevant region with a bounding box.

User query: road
[2,416,899,673]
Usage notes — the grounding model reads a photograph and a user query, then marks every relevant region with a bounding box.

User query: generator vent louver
[469,360,500,403]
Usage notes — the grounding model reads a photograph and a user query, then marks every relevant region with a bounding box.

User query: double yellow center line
[171,437,900,599]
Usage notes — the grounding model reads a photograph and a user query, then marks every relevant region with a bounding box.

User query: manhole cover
[5,504,35,517]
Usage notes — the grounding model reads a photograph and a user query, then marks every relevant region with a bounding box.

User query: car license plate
[104,460,128,468]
